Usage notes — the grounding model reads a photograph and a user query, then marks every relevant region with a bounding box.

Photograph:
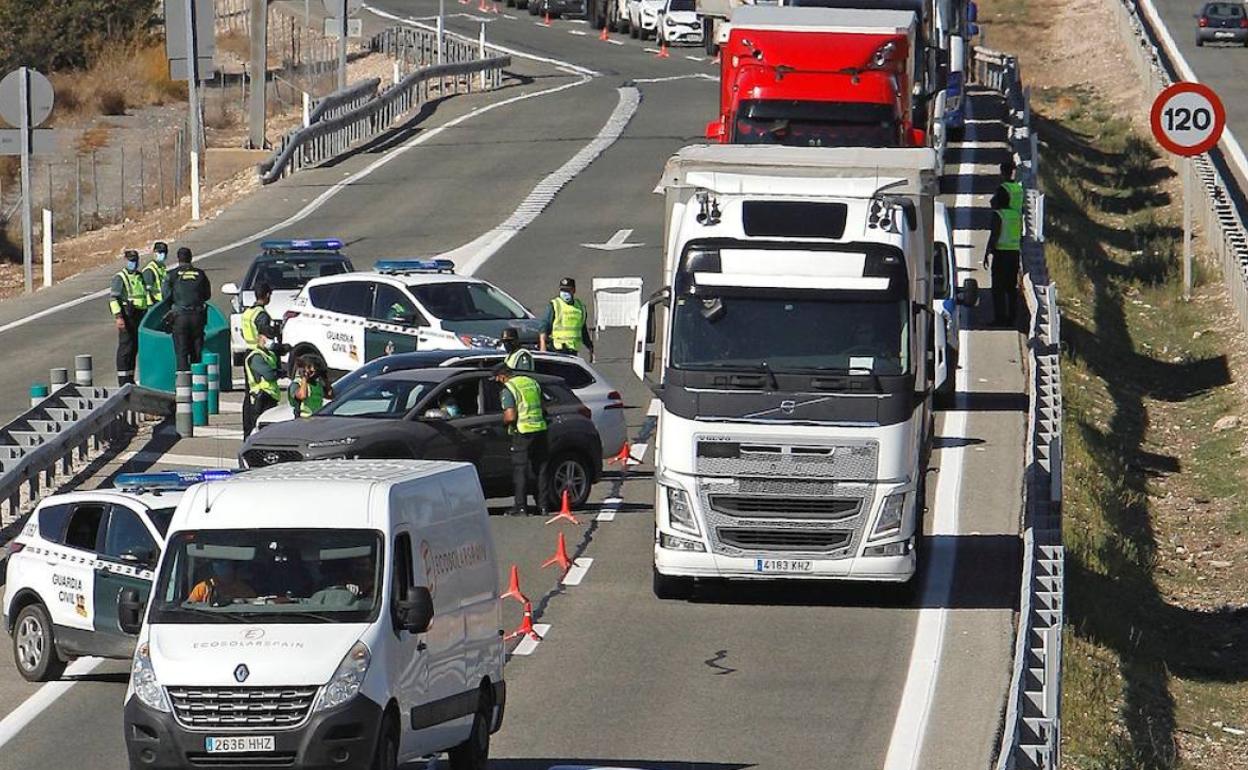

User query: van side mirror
[221,282,240,296]
[957,278,981,307]
[395,587,434,634]
[119,588,145,635]
[120,546,159,570]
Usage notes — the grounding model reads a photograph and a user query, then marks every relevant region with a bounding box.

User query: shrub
[97,87,127,116]
[0,0,158,74]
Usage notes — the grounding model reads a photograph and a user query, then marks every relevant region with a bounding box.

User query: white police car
[2,471,228,681]
[281,259,543,376]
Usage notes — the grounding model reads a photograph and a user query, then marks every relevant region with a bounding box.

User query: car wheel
[935,345,958,408]
[13,604,66,683]
[652,568,695,600]
[545,451,593,510]
[371,714,398,770]
[528,1,539,14]
[447,702,491,770]
[516,0,527,8]
[1196,36,1203,46]
[630,20,639,37]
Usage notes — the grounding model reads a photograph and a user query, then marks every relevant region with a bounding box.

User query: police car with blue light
[2,471,228,681]
[280,260,543,377]
[221,239,355,366]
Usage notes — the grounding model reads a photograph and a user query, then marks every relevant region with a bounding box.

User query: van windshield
[150,529,383,624]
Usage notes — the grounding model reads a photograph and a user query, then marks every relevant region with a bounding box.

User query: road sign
[1150,82,1225,157]
[323,17,364,38]
[0,129,60,155]
[323,0,363,16]
[165,0,217,81]
[0,69,53,128]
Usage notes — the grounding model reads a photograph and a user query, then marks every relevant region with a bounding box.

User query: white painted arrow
[582,228,644,251]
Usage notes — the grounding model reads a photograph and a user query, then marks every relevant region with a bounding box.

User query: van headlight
[313,641,371,713]
[132,642,171,713]
[663,485,700,536]
[871,492,908,539]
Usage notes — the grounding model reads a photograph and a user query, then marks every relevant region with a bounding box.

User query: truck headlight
[659,532,705,552]
[131,642,171,713]
[664,485,700,536]
[871,492,907,539]
[314,641,371,713]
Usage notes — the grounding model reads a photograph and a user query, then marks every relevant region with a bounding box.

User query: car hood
[245,416,395,448]
[147,623,367,687]
[440,317,542,343]
[666,10,698,22]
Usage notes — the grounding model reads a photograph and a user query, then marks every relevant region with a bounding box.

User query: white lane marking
[450,87,641,276]
[216,401,244,414]
[627,442,648,465]
[157,425,243,440]
[597,496,623,521]
[561,557,594,586]
[646,398,661,417]
[684,55,703,61]
[511,623,551,656]
[568,29,587,35]
[642,47,659,53]
[596,509,617,522]
[534,21,550,27]
[632,73,716,83]
[504,12,517,18]
[120,451,239,469]
[582,228,643,251]
[606,38,624,45]
[0,657,105,750]
[0,57,594,338]
[881,328,970,770]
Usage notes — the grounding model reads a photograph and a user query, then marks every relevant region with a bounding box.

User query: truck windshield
[150,529,383,624]
[734,100,902,148]
[670,294,909,374]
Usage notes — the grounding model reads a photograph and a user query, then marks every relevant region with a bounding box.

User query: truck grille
[168,686,318,729]
[717,527,851,552]
[694,438,878,480]
[709,495,861,520]
[241,448,304,468]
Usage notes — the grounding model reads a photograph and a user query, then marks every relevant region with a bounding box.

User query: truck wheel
[703,18,717,55]
[652,568,695,600]
[371,715,398,770]
[13,604,66,683]
[545,452,593,510]
[447,705,490,770]
[935,345,958,408]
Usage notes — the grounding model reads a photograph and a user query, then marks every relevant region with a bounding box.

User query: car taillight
[1199,16,1208,26]
[283,310,301,321]
[7,541,24,556]
[1240,18,1247,28]
[605,390,625,409]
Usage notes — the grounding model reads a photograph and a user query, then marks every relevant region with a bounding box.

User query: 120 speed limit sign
[1150,82,1225,156]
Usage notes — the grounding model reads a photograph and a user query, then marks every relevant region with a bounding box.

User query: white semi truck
[635,145,939,598]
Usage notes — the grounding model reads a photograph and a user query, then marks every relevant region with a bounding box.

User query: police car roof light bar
[115,470,234,491]
[260,239,344,253]
[374,259,457,274]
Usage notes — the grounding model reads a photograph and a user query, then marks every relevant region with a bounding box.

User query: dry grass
[48,39,187,125]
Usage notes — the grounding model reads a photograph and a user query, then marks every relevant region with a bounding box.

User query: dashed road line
[568,29,587,35]
[685,55,703,61]
[511,624,552,656]
[647,398,661,417]
[561,557,594,586]
[606,38,624,45]
[597,496,623,522]
[0,657,104,750]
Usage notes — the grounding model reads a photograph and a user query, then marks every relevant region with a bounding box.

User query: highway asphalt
[0,5,1025,769]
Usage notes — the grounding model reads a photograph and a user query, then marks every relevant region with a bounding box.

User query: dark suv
[239,368,603,509]
[1197,2,1248,46]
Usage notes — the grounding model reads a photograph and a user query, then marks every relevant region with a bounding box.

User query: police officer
[289,355,333,418]
[241,282,274,353]
[243,327,282,439]
[985,157,1024,327]
[495,363,550,516]
[500,327,534,372]
[539,277,594,360]
[141,241,170,304]
[109,250,150,386]
[163,247,211,372]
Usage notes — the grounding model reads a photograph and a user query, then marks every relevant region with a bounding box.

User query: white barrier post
[479,23,487,90]
[302,91,311,127]
[40,208,51,287]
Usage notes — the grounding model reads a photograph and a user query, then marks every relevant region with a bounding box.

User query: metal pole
[249,0,268,149]
[19,67,34,294]
[438,0,445,65]
[185,0,203,221]
[41,208,51,287]
[1183,155,1193,301]
[338,0,349,90]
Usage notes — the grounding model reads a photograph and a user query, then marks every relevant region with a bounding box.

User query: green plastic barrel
[135,300,233,394]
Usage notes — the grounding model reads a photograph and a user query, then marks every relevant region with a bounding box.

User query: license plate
[205,736,275,753]
[1216,31,1235,37]
[756,559,813,573]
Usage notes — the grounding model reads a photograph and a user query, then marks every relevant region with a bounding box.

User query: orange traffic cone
[608,441,632,466]
[546,489,580,525]
[501,565,529,604]
[478,0,488,10]
[504,601,543,642]
[543,11,552,25]
[492,2,501,12]
[542,531,574,574]
[599,24,610,41]
[656,40,670,58]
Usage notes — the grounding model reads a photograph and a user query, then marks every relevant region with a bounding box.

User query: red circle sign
[1150,82,1225,156]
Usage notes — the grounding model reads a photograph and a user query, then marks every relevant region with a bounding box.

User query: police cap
[500,327,519,342]
[559,277,576,291]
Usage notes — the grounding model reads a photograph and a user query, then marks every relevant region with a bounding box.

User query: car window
[392,533,415,618]
[310,281,374,317]
[933,242,951,299]
[246,257,351,291]
[323,379,437,418]
[1207,2,1243,16]
[64,503,107,552]
[148,508,176,536]
[534,360,595,390]
[373,284,423,324]
[424,380,482,419]
[669,0,695,9]
[409,282,529,322]
[102,507,158,562]
[36,503,73,544]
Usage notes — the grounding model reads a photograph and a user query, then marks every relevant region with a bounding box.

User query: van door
[91,505,159,657]
[391,531,432,756]
[409,523,471,753]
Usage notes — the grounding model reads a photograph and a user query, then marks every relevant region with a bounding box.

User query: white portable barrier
[592,277,644,331]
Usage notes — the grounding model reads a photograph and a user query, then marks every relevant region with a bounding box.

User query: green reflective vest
[241,305,267,350]
[504,348,535,372]
[141,260,168,303]
[550,297,586,351]
[996,180,1024,251]
[297,379,325,417]
[245,349,281,400]
[110,270,150,316]
[504,376,546,435]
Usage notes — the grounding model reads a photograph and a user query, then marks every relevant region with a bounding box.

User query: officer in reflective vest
[162,247,212,372]
[243,331,282,439]
[539,277,594,360]
[985,157,1024,327]
[141,241,169,304]
[500,327,534,372]
[109,250,150,386]
[495,364,550,516]
[241,282,274,353]
[289,355,333,418]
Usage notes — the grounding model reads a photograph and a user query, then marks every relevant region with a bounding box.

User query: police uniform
[500,327,534,372]
[501,372,549,515]
[990,176,1024,326]
[243,347,281,439]
[288,373,327,417]
[162,253,211,372]
[141,242,169,304]
[541,277,594,357]
[240,303,273,352]
[109,253,150,386]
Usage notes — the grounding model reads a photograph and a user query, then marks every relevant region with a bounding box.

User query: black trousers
[991,249,1021,325]
[172,309,207,372]
[510,431,550,512]
[116,308,143,385]
[242,390,278,440]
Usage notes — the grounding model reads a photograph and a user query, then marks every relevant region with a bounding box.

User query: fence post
[204,351,221,416]
[176,370,194,437]
[479,23,487,90]
[30,383,48,407]
[75,354,93,386]
[50,367,68,392]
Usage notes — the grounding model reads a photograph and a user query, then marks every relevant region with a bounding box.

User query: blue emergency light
[260,239,344,253]
[115,470,234,492]
[375,259,456,274]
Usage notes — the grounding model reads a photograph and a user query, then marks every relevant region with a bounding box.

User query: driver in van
[188,561,256,606]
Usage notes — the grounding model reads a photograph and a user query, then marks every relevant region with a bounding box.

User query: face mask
[444,404,461,418]
[559,291,573,303]
[126,259,139,272]
[155,252,167,264]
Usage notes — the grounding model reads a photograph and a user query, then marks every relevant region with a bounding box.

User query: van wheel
[371,715,398,770]
[13,604,66,682]
[652,568,695,600]
[545,452,592,510]
[935,346,958,408]
[447,707,490,770]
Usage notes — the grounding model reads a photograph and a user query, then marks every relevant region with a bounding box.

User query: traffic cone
[656,40,670,58]
[599,24,609,41]
[492,2,501,12]
[501,565,529,604]
[545,489,580,525]
[478,0,488,10]
[541,531,574,574]
[608,441,633,466]
[543,10,552,25]
[504,601,542,642]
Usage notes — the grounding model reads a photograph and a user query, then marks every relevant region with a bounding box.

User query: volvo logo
[234,664,250,683]
[779,400,796,415]
[242,628,265,641]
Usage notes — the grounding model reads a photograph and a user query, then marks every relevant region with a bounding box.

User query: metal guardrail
[0,384,174,528]
[308,78,382,125]
[371,26,490,69]
[973,48,1066,770]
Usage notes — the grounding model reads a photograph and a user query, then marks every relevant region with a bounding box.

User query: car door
[446,376,510,486]
[91,505,160,657]
[316,281,374,372]
[45,502,107,634]
[407,377,489,470]
[366,284,430,361]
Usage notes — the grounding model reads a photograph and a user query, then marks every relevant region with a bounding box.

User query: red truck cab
[707,6,925,148]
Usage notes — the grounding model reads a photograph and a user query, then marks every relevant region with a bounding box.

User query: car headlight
[871,492,908,539]
[665,15,677,24]
[664,485,700,536]
[132,642,171,713]
[313,641,371,713]
[458,334,499,349]
[307,436,358,450]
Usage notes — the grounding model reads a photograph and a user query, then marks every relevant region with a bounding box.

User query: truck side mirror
[119,588,145,635]
[221,282,240,296]
[910,127,927,147]
[957,278,980,307]
[395,587,434,634]
[705,119,727,142]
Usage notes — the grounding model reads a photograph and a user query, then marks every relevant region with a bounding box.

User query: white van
[120,460,504,770]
